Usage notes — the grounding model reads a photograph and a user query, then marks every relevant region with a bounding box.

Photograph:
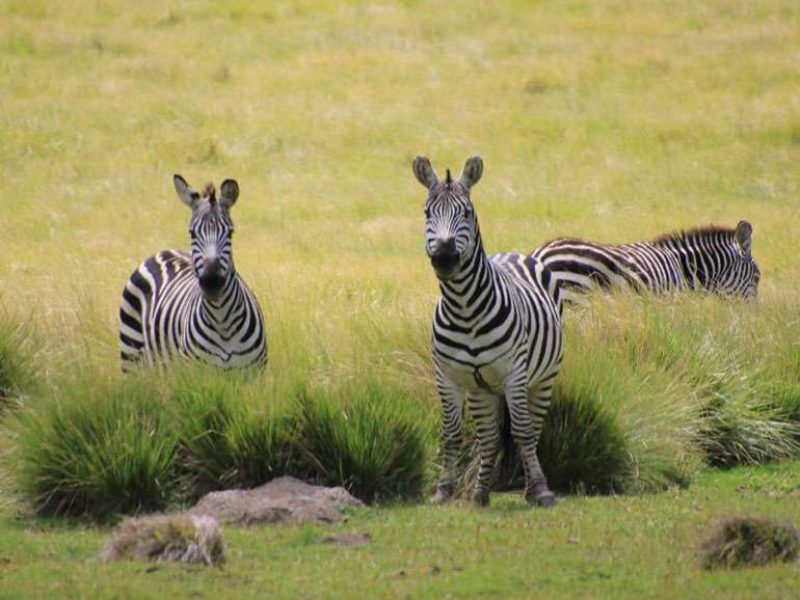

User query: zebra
[119,175,267,370]
[531,221,760,305]
[414,155,564,508]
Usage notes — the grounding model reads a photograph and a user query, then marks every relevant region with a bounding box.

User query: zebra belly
[437,352,515,396]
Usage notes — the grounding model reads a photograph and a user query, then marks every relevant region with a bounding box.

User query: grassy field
[1,0,799,597]
[1,462,799,599]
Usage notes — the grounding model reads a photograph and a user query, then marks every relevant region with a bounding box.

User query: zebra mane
[204,183,216,205]
[652,225,736,245]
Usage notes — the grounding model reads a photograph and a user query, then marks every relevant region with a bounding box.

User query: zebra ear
[413,156,438,190]
[735,220,753,258]
[219,179,239,209]
[459,156,483,190]
[174,174,200,208]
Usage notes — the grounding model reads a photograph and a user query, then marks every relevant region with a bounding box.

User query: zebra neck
[199,271,245,330]
[656,235,719,291]
[437,238,497,323]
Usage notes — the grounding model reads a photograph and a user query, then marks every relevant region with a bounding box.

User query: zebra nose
[431,238,460,270]
[203,257,219,274]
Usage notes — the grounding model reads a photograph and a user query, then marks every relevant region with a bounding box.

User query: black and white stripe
[119,175,267,370]
[531,222,760,305]
[414,156,563,508]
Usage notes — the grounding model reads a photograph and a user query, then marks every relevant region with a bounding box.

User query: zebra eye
[424,207,431,219]
[464,206,473,217]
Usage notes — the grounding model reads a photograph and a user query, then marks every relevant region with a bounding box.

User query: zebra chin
[198,273,227,297]
[430,254,461,281]
[432,262,461,281]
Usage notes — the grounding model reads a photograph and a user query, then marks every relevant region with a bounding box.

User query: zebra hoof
[535,492,557,508]
[430,489,452,505]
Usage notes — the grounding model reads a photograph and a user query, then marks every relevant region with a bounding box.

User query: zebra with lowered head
[119,175,267,370]
[414,155,564,508]
[531,221,760,305]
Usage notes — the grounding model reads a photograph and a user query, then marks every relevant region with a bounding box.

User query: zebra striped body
[531,221,760,305]
[414,156,563,508]
[119,176,267,370]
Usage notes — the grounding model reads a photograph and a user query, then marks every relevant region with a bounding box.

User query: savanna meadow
[1,0,799,598]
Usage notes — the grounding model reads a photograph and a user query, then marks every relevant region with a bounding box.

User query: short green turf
[1,462,798,599]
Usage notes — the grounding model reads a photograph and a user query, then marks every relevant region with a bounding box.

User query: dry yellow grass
[1,0,797,381]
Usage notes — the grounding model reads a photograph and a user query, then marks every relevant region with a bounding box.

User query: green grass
[1,462,798,599]
[0,0,798,595]
[0,308,41,408]
[10,371,178,517]
[291,380,435,503]
[7,364,433,517]
[564,294,800,473]
[171,368,295,501]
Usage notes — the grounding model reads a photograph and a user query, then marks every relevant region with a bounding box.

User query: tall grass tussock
[12,371,178,517]
[172,368,295,502]
[0,308,41,409]
[9,361,436,518]
[562,293,800,472]
[291,380,435,504]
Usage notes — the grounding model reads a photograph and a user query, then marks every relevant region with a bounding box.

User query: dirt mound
[98,514,224,566]
[190,476,364,526]
[700,516,799,569]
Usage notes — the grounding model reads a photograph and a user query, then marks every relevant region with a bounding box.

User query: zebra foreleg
[509,382,556,508]
[468,391,502,507]
[431,378,465,505]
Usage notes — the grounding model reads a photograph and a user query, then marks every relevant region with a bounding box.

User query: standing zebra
[531,221,760,305]
[119,175,267,370]
[414,155,564,508]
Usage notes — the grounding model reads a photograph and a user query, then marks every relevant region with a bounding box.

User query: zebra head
[413,156,483,281]
[174,174,238,298]
[726,220,760,301]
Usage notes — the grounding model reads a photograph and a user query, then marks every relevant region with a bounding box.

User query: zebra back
[531,221,760,304]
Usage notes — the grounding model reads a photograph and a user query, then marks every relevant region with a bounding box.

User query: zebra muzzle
[199,259,225,294]
[430,239,460,276]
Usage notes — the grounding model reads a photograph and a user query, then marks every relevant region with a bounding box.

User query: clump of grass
[0,308,41,408]
[291,380,435,504]
[455,387,631,498]
[627,295,800,468]
[12,371,178,518]
[172,368,294,501]
[697,394,800,469]
[538,382,632,494]
[700,516,799,570]
[98,514,225,566]
[571,295,800,472]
